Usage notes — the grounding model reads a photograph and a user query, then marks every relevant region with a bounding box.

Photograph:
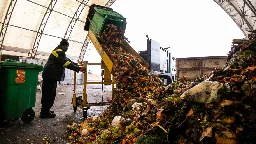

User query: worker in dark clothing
[40,39,85,118]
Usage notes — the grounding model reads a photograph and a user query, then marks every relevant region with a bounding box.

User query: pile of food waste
[65,25,256,144]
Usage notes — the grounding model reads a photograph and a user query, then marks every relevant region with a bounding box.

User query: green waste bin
[0,60,43,123]
[84,4,126,37]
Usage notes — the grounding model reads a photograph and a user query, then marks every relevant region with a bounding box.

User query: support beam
[0,0,17,51]
[64,0,89,40]
[28,0,58,58]
[77,0,117,62]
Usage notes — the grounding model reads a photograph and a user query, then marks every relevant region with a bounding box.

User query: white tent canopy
[0,0,255,60]
[0,0,115,60]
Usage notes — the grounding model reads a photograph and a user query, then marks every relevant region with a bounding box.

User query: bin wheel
[21,108,35,124]
[73,106,77,113]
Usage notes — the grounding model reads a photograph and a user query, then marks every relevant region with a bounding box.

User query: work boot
[40,111,56,118]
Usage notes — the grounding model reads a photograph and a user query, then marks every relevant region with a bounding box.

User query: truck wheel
[21,108,35,124]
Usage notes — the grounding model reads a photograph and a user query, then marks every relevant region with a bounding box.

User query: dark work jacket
[42,46,80,81]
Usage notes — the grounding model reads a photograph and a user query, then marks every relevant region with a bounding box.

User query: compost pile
[65,26,256,144]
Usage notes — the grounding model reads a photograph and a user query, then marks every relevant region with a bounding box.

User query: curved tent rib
[1,0,255,60]
[0,0,115,60]
[64,0,89,40]
[28,0,58,58]
[214,0,256,37]
[0,0,17,54]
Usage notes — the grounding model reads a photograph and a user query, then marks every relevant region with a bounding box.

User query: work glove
[79,67,86,73]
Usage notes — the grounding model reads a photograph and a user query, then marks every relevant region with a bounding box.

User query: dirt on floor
[0,76,112,144]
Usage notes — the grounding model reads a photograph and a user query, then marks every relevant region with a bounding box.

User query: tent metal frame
[8,0,256,60]
[0,0,17,54]
[28,0,58,58]
[214,0,256,37]
[64,0,89,40]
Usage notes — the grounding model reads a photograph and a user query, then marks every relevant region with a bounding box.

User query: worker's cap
[60,39,69,46]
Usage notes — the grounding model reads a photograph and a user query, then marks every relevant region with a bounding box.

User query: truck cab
[139,35,174,86]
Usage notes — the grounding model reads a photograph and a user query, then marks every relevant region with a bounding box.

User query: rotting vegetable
[66,25,256,144]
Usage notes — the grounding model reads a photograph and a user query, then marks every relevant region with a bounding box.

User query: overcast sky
[84,0,245,72]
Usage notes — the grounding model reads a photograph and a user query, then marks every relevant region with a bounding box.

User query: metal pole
[72,71,77,109]
[83,61,88,105]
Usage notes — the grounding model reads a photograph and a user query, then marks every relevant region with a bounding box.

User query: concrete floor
[0,76,112,144]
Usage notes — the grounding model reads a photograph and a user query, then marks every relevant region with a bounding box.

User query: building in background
[176,56,227,80]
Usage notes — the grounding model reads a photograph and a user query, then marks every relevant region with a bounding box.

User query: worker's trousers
[41,78,57,114]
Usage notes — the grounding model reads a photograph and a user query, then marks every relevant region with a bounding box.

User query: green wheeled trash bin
[0,60,43,123]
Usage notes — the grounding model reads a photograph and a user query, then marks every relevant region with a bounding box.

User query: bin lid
[95,7,124,19]
[0,60,43,70]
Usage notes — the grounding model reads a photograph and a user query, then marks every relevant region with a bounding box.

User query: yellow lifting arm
[88,30,149,73]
